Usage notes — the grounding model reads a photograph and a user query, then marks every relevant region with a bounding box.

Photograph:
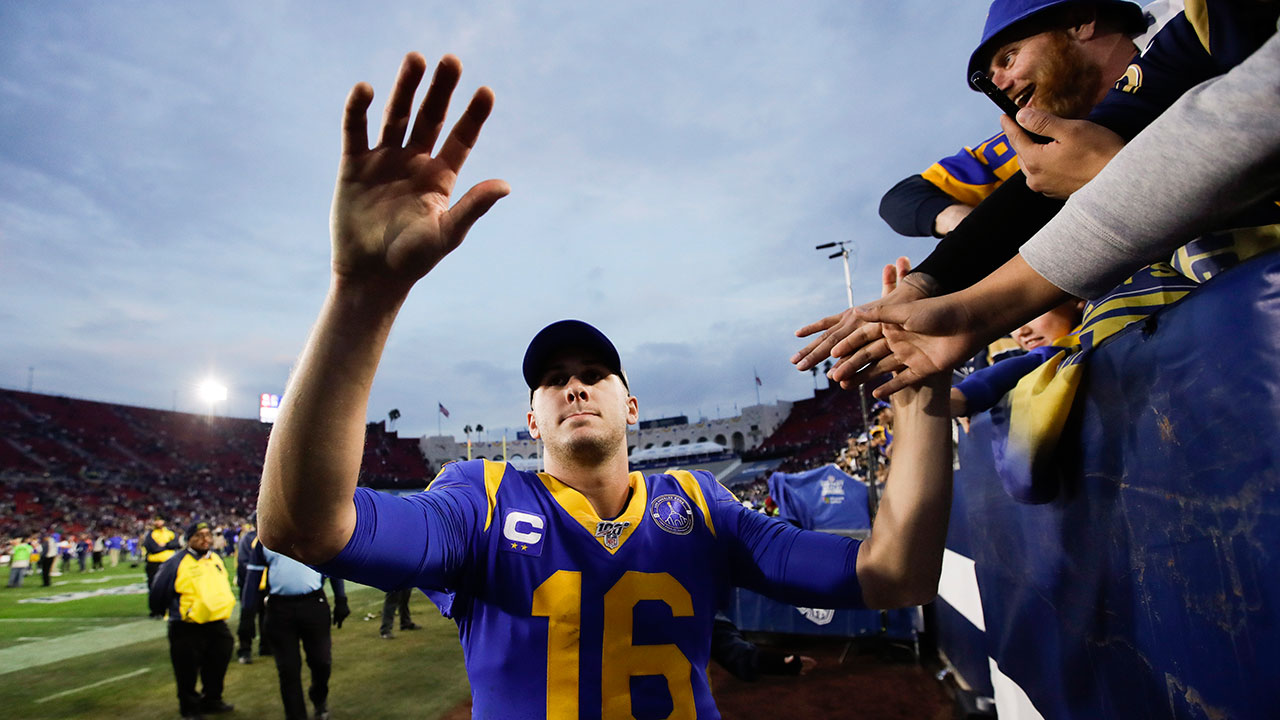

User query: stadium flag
[754,369,762,386]
[438,402,450,418]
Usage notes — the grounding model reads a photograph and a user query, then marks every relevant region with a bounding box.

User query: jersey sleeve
[314,463,485,592]
[705,474,865,609]
[879,175,964,237]
[912,172,1065,294]
[954,345,1059,415]
[919,131,1020,207]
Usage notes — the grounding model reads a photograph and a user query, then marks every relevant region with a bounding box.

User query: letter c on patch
[504,511,544,544]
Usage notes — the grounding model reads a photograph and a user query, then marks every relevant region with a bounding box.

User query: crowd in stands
[0,389,435,541]
[743,384,875,474]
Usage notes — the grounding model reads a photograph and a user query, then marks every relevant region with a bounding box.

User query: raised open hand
[330,53,509,292]
[791,259,933,386]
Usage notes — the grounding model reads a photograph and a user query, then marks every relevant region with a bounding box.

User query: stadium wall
[935,252,1280,719]
[418,401,791,465]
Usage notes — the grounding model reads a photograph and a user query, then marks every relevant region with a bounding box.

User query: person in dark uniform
[711,612,817,680]
[149,521,237,720]
[244,536,349,720]
[234,518,269,663]
[378,588,420,639]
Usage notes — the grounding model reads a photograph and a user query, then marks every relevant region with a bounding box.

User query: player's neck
[543,452,632,519]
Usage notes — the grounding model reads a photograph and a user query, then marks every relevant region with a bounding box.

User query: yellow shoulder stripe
[669,470,716,538]
[482,460,506,532]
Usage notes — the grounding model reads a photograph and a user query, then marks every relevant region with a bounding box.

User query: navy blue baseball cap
[967,0,1146,86]
[523,320,628,391]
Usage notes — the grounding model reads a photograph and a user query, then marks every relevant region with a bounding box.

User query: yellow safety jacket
[144,527,179,564]
[149,548,236,623]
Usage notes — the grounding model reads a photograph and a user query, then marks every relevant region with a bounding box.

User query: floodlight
[198,378,228,404]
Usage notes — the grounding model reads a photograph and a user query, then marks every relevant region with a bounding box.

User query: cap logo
[649,494,694,536]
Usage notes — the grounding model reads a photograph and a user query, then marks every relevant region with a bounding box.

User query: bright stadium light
[198,378,228,416]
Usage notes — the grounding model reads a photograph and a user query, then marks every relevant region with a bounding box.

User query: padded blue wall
[940,252,1280,719]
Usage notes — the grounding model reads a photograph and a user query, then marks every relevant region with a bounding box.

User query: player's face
[527,350,638,466]
[987,28,1103,119]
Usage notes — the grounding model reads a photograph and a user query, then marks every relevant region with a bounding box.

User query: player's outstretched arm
[258,53,508,565]
[850,261,951,608]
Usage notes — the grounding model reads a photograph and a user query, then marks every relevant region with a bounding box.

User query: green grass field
[0,557,470,719]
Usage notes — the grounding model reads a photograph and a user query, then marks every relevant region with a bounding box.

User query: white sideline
[34,667,151,704]
[0,619,166,675]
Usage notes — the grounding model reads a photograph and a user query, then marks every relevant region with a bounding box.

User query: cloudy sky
[2,1,996,440]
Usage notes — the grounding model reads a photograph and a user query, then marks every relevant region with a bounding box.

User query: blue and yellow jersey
[320,459,865,719]
[148,548,237,623]
[1092,0,1280,141]
[920,131,1021,208]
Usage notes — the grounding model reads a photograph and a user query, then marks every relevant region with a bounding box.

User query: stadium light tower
[198,378,228,417]
[814,240,855,309]
[814,239,880,515]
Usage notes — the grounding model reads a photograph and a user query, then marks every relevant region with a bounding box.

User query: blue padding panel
[954,252,1280,719]
[935,598,994,697]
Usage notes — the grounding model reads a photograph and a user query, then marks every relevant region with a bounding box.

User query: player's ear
[527,407,541,440]
[626,395,638,426]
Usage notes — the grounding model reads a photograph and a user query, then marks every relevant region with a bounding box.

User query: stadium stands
[744,385,873,473]
[0,389,436,538]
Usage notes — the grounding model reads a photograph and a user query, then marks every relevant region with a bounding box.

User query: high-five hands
[330,53,509,293]
[791,261,937,389]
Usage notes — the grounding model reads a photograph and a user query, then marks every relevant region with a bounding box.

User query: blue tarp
[767,464,870,531]
[937,251,1280,719]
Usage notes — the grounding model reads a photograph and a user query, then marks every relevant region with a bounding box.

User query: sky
[1,1,998,441]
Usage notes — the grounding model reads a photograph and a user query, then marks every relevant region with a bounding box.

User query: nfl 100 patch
[594,520,630,550]
[649,494,694,536]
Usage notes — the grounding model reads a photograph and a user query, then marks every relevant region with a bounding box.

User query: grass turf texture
[0,558,469,719]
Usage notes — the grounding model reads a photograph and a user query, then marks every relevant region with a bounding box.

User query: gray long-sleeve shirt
[1020,20,1280,300]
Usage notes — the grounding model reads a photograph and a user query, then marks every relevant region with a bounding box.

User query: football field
[0,557,469,719]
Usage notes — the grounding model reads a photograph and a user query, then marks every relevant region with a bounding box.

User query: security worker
[144,517,182,604]
[244,536,349,720]
[235,517,268,663]
[149,521,237,720]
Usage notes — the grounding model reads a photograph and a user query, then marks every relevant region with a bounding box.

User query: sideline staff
[144,517,181,595]
[244,536,349,720]
[149,521,236,720]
